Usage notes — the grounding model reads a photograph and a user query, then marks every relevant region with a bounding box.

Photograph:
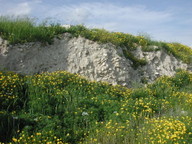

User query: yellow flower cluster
[0,71,21,100]
[167,43,192,64]
[172,91,192,107]
[140,116,191,144]
[84,120,131,144]
[11,131,67,144]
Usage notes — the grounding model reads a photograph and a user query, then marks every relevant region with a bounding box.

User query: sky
[0,0,191,47]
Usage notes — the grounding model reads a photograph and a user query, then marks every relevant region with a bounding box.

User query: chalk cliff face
[0,33,189,87]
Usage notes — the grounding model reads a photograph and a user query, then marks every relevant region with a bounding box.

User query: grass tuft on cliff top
[0,16,192,64]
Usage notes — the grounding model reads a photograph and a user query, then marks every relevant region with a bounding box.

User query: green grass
[0,16,66,44]
[0,70,192,144]
[1,16,192,65]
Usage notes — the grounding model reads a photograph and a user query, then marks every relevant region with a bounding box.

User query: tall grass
[0,70,192,143]
[0,16,66,44]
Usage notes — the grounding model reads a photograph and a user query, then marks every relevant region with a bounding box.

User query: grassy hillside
[0,16,192,65]
[0,16,192,143]
[0,70,192,144]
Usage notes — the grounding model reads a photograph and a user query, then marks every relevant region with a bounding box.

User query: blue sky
[0,0,191,47]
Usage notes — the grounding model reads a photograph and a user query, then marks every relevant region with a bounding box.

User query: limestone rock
[0,34,190,87]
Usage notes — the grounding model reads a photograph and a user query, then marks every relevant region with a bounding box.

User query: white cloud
[0,0,43,16]
[44,2,172,27]
[6,2,31,16]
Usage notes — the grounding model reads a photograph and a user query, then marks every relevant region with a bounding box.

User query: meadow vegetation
[0,16,192,65]
[0,70,192,144]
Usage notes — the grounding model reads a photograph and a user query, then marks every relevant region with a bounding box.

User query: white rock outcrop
[0,33,189,87]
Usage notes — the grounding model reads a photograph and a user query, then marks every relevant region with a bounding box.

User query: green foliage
[171,69,191,88]
[0,71,26,112]
[0,16,67,44]
[122,49,147,68]
[0,70,192,143]
[164,42,192,64]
